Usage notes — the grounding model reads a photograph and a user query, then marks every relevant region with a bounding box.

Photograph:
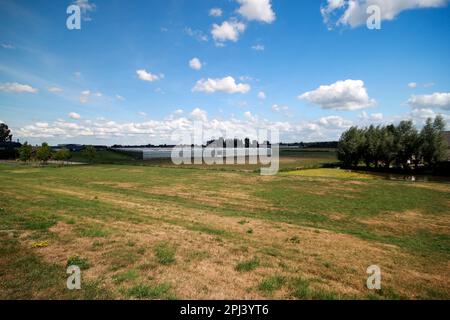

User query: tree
[337,127,365,167]
[394,120,419,169]
[362,125,380,168]
[420,115,447,167]
[82,145,96,163]
[18,142,33,162]
[53,148,72,165]
[379,125,397,168]
[36,142,53,164]
[432,115,448,164]
[0,123,12,142]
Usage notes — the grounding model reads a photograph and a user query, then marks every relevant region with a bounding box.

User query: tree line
[18,142,97,164]
[337,115,448,170]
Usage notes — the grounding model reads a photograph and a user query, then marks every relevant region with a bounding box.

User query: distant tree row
[337,115,448,170]
[18,143,97,164]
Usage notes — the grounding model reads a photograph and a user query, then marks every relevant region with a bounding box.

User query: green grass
[258,276,286,294]
[154,242,176,265]
[66,255,91,270]
[77,225,110,238]
[235,257,260,272]
[113,269,139,284]
[0,160,448,300]
[127,283,174,299]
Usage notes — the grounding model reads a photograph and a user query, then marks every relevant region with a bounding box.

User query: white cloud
[408,82,418,88]
[257,91,266,100]
[73,0,96,21]
[237,0,276,23]
[191,108,208,122]
[370,112,383,121]
[48,86,63,93]
[189,58,202,70]
[209,8,223,17]
[252,44,265,51]
[271,104,292,117]
[271,104,288,112]
[116,94,125,101]
[193,76,251,94]
[0,82,38,93]
[359,111,383,121]
[299,79,375,110]
[321,0,449,29]
[410,108,437,120]
[184,27,209,42]
[138,112,147,117]
[136,69,161,82]
[79,90,90,104]
[13,109,358,144]
[211,19,246,43]
[407,92,450,110]
[1,43,15,49]
[69,112,81,120]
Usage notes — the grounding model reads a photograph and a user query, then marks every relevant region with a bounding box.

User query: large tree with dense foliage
[337,116,448,170]
[53,148,72,164]
[36,142,53,164]
[18,142,33,162]
[0,123,12,142]
[337,127,365,167]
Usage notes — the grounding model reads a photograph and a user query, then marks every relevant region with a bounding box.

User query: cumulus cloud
[408,82,418,88]
[191,108,208,122]
[321,0,449,29]
[209,8,223,17]
[299,79,375,110]
[0,82,38,93]
[237,0,276,23]
[69,112,81,120]
[407,92,450,110]
[189,58,202,70]
[193,76,251,94]
[13,108,368,144]
[211,19,246,44]
[137,69,161,82]
[257,91,266,100]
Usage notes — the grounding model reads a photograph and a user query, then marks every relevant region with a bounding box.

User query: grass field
[0,151,449,300]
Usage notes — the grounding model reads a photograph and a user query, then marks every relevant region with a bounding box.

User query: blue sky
[1,0,450,145]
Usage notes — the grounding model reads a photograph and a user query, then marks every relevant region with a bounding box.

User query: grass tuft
[235,257,260,272]
[258,276,286,294]
[66,255,90,270]
[154,242,176,265]
[127,283,173,299]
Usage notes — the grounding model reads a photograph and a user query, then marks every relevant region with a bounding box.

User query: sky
[0,0,450,145]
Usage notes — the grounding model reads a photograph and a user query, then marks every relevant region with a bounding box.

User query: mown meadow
[0,151,449,299]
